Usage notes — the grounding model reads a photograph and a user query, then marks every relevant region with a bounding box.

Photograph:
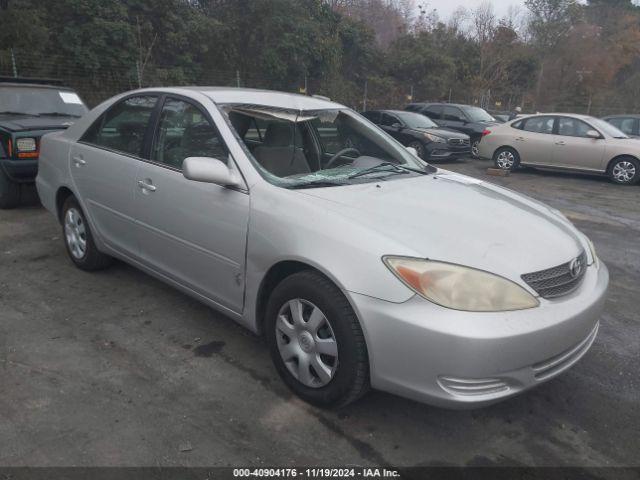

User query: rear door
[134,95,250,313]
[421,105,443,124]
[552,117,606,171]
[440,106,469,134]
[69,94,158,256]
[513,116,556,166]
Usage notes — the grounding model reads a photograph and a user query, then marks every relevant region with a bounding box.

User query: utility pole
[448,88,452,103]
[236,70,241,88]
[10,48,17,78]
[363,80,368,111]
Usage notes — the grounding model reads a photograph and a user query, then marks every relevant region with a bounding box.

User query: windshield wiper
[288,180,348,189]
[348,162,431,180]
[0,111,36,116]
[36,112,81,118]
[348,162,408,180]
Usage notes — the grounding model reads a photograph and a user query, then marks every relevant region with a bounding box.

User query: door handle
[515,137,525,141]
[72,156,86,167]
[555,141,566,146]
[137,180,156,192]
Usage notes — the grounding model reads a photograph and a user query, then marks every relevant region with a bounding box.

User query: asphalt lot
[0,158,638,467]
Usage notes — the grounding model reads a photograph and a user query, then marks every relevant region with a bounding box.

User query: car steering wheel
[325,148,361,169]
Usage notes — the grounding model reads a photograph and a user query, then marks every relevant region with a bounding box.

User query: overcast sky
[425,0,526,19]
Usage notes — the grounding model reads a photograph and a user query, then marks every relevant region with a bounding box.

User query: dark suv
[405,103,498,157]
[0,78,88,208]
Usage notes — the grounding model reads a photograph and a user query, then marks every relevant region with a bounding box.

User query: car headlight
[16,137,37,152]
[383,256,539,312]
[424,133,445,143]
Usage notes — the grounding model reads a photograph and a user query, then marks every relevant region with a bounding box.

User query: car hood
[0,114,77,132]
[411,127,469,140]
[297,171,584,283]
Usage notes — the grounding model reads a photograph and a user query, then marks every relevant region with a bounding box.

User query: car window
[362,111,380,123]
[522,116,555,134]
[608,117,636,136]
[82,95,158,157]
[151,97,228,169]
[557,117,593,138]
[442,106,465,122]
[380,113,399,126]
[423,105,442,120]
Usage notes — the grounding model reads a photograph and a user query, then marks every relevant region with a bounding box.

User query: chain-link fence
[1,50,636,117]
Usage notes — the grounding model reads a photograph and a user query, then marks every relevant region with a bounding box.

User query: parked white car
[479,113,640,184]
[37,88,608,408]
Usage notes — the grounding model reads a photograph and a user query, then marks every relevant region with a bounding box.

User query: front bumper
[426,144,471,160]
[349,262,609,408]
[0,158,38,183]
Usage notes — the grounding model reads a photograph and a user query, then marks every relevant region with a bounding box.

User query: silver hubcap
[275,299,339,388]
[496,150,515,169]
[612,161,636,183]
[64,208,87,259]
[472,141,479,157]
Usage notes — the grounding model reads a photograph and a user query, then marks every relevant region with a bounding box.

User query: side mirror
[406,146,419,157]
[392,123,404,130]
[183,157,240,187]
[586,130,601,139]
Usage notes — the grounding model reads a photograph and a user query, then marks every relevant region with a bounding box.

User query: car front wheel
[608,157,639,185]
[493,147,520,171]
[265,271,369,408]
[62,196,114,271]
[408,141,426,159]
[471,138,481,158]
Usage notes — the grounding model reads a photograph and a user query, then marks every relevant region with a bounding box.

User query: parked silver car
[479,113,640,185]
[37,88,609,408]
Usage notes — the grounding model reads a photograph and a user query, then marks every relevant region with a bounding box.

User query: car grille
[521,251,588,299]
[448,138,470,146]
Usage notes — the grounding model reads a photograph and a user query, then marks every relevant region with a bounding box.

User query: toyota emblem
[569,257,583,279]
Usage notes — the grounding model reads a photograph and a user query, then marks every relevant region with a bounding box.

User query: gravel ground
[0,158,638,467]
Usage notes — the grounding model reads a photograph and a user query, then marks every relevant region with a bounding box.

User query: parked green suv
[0,78,88,208]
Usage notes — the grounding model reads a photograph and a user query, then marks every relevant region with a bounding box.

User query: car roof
[515,113,599,121]
[155,86,345,111]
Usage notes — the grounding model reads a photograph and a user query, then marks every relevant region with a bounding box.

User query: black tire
[607,156,640,185]
[407,140,426,159]
[61,196,114,271]
[265,270,370,408]
[0,169,20,209]
[493,146,520,171]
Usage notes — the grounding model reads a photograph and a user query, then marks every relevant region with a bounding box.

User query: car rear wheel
[265,270,369,408]
[608,157,639,185]
[493,147,520,171]
[62,196,114,271]
[0,169,20,209]
[408,141,426,159]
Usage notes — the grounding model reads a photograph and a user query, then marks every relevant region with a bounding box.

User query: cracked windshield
[224,106,435,188]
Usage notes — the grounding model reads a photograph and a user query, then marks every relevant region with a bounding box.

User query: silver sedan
[36,88,609,408]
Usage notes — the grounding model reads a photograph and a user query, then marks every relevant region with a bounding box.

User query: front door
[69,95,159,256]
[134,96,250,313]
[552,117,606,171]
